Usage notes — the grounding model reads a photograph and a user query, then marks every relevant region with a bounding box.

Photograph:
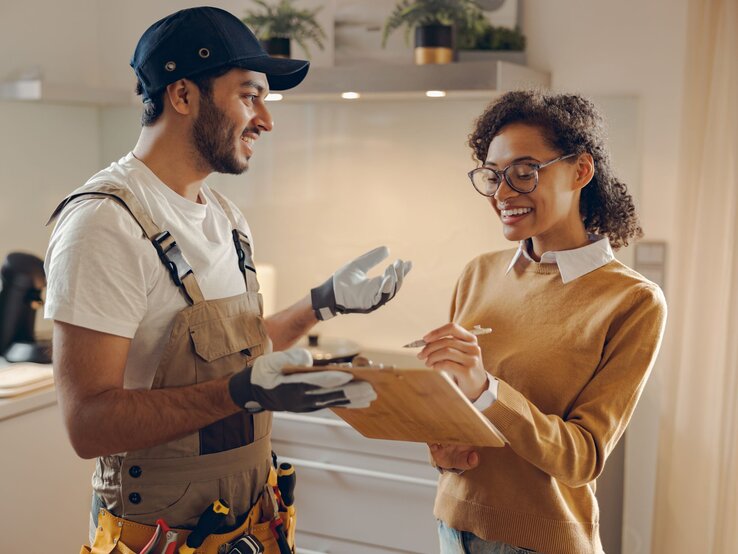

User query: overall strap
[209,188,259,293]
[47,182,205,305]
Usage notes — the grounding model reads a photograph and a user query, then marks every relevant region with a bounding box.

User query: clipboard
[283,365,506,447]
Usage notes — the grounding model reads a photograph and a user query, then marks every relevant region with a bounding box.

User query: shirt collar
[505,234,614,283]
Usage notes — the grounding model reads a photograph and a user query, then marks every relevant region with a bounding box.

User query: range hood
[279,60,549,101]
[0,60,548,106]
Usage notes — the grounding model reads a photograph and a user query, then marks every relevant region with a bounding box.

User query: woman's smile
[498,206,534,224]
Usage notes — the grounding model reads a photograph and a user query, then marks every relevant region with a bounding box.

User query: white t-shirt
[45,153,253,390]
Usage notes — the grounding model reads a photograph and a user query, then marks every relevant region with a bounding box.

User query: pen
[402,325,493,348]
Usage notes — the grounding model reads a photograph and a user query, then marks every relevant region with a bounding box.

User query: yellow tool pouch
[81,471,296,554]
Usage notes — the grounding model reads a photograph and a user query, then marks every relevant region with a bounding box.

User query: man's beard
[192,93,248,175]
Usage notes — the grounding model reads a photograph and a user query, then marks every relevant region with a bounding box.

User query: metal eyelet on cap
[199,48,210,58]
[164,61,176,72]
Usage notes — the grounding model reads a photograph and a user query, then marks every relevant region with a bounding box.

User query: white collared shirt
[505,234,615,283]
[473,234,615,411]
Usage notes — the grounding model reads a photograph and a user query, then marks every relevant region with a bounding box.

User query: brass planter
[414,24,454,65]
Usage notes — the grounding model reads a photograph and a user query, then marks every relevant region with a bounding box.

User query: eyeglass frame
[467,153,578,197]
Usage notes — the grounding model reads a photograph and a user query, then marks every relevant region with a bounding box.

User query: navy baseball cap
[131,6,310,101]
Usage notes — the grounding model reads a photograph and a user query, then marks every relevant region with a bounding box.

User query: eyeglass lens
[471,163,538,196]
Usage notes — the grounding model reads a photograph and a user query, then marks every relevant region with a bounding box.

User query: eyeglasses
[467,153,577,197]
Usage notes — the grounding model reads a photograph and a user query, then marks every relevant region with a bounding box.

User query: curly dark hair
[469,90,642,249]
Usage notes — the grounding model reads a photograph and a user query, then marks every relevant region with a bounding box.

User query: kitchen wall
[0,1,687,552]
[0,101,101,277]
[98,97,640,351]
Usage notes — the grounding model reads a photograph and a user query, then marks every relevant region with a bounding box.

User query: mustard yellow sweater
[434,249,667,554]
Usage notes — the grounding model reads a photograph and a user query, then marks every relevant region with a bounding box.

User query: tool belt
[81,469,296,554]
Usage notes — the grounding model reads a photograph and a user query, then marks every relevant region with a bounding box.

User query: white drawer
[282,450,439,553]
[272,410,432,463]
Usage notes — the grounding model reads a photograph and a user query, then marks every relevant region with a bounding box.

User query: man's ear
[165,79,196,115]
[573,153,595,191]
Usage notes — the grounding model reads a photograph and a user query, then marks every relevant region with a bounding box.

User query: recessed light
[426,90,446,98]
[265,93,283,101]
[341,92,361,100]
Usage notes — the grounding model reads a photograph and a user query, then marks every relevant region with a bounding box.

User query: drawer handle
[273,412,352,429]
[280,456,438,488]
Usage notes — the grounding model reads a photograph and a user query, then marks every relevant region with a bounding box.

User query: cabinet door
[272,411,440,554]
[0,402,95,552]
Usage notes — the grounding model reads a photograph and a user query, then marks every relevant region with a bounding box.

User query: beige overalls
[50,182,295,554]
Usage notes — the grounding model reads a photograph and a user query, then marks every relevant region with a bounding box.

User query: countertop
[0,359,56,421]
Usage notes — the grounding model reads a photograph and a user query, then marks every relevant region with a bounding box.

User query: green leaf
[381,0,485,48]
[241,0,326,57]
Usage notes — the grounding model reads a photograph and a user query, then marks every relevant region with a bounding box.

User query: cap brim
[233,55,310,91]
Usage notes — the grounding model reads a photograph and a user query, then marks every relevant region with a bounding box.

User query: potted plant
[381,0,485,65]
[456,15,526,64]
[242,0,326,59]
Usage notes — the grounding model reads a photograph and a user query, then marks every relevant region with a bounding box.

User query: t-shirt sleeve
[44,198,156,338]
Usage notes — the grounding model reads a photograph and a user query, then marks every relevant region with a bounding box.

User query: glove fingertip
[286,347,313,367]
[307,370,354,388]
[355,246,390,271]
[380,274,395,295]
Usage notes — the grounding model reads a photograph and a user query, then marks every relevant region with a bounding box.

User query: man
[44,7,411,553]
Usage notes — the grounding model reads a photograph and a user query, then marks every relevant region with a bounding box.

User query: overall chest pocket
[189,311,267,382]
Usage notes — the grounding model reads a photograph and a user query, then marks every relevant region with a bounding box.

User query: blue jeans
[438,520,537,554]
[89,493,105,544]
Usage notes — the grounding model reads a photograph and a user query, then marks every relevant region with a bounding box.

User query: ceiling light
[426,90,446,98]
[265,93,283,101]
[341,92,360,100]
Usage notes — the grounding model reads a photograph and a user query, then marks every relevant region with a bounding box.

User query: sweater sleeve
[482,284,667,487]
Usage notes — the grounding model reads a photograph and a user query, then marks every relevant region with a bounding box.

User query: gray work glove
[311,246,413,321]
[228,348,376,413]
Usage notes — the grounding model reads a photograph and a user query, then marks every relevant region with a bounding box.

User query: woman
[418,91,666,554]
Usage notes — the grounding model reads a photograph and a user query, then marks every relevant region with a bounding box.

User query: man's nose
[255,104,274,132]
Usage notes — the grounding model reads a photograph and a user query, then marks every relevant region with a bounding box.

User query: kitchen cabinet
[0,372,95,553]
[272,411,440,554]
[271,348,440,554]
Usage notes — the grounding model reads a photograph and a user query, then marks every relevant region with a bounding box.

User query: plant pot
[414,24,454,65]
[262,37,291,58]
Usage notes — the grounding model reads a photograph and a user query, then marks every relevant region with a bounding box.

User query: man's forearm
[66,376,240,458]
[264,295,318,351]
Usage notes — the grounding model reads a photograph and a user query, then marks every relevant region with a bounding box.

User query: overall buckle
[232,229,256,273]
[152,231,193,287]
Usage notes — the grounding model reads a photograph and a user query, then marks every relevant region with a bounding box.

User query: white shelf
[285,59,550,101]
[0,60,549,106]
[0,78,135,106]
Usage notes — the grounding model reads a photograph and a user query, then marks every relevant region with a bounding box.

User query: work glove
[311,246,412,321]
[228,348,376,413]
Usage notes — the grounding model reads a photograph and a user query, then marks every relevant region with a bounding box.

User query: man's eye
[241,94,257,101]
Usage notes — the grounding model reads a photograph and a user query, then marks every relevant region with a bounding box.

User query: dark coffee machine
[0,252,52,363]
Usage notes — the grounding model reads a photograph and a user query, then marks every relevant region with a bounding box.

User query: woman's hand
[429,443,480,474]
[418,322,489,401]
